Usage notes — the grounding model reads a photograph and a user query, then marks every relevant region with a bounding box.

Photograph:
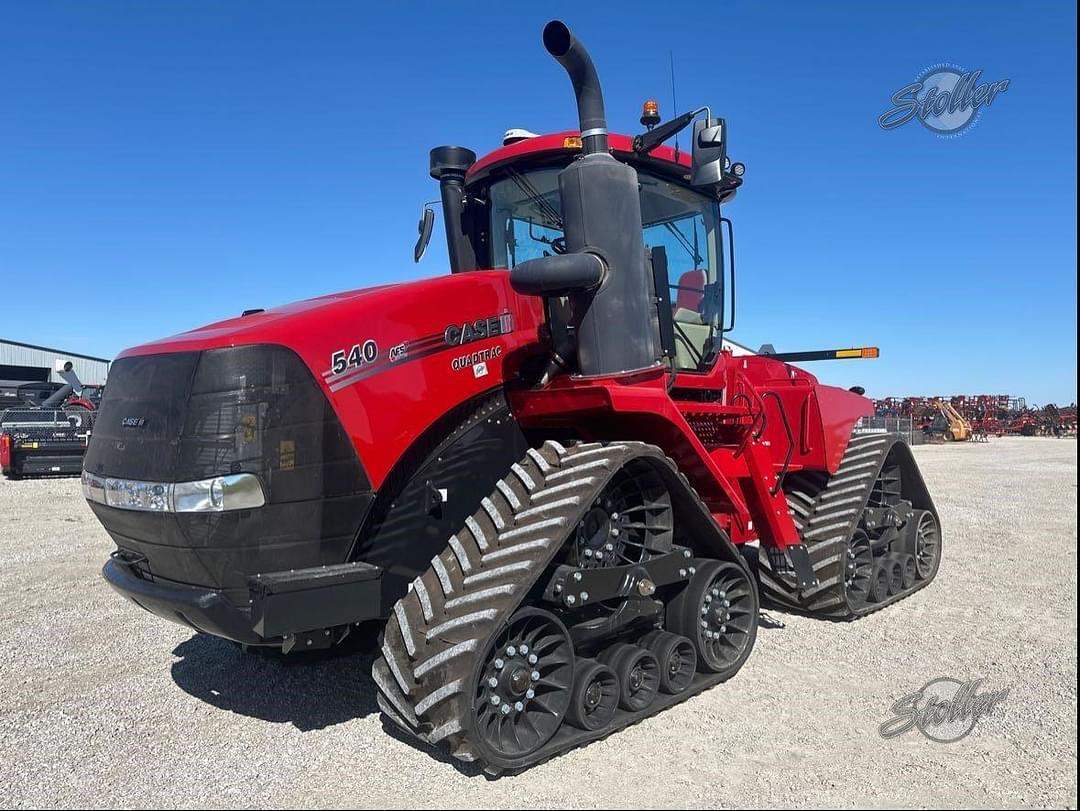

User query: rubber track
[371,439,737,774]
[758,432,937,619]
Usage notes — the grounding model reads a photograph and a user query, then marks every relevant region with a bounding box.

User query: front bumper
[103,552,385,647]
[103,555,266,644]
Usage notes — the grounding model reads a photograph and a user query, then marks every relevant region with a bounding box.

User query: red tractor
[84,21,940,773]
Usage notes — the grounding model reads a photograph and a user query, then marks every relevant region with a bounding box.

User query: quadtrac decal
[321,311,514,392]
[446,311,514,378]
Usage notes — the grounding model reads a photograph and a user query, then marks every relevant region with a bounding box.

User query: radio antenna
[669,51,680,155]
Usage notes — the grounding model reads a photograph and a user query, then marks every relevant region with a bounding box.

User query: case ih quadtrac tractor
[85,21,940,773]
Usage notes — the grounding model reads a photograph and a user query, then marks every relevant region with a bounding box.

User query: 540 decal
[330,340,378,376]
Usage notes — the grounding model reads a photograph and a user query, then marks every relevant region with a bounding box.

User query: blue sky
[1,2,1076,404]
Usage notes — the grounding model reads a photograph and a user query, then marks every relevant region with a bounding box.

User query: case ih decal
[443,311,514,347]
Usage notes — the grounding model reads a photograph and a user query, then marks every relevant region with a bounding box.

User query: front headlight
[82,471,265,513]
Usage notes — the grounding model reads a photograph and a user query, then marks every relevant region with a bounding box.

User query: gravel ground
[0,437,1076,809]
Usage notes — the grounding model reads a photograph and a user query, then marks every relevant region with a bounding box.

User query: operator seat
[673,269,706,313]
[672,269,711,370]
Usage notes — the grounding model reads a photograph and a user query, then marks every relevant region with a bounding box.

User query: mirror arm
[633,106,711,154]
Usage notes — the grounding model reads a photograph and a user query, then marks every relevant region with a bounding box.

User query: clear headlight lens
[82,471,264,513]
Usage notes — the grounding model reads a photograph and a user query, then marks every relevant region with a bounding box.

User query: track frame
[759,431,941,619]
[372,439,756,774]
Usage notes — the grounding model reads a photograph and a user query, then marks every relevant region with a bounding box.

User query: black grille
[85,353,196,481]
[86,345,374,599]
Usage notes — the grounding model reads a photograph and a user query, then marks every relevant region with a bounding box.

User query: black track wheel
[598,643,660,711]
[868,562,889,602]
[887,558,904,595]
[472,608,575,762]
[667,559,758,678]
[901,555,917,589]
[565,659,619,731]
[912,510,941,580]
[639,630,696,694]
[843,530,874,610]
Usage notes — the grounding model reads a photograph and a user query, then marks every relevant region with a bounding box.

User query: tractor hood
[85,270,546,602]
[103,270,547,490]
[117,283,401,358]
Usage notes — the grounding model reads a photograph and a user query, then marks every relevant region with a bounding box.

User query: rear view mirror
[690,117,727,188]
[414,207,436,263]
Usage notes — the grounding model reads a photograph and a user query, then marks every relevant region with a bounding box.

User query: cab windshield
[488,166,723,371]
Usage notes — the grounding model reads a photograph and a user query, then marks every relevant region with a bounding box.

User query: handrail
[731,370,768,458]
[761,391,794,496]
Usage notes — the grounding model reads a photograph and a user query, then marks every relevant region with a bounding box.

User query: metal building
[0,338,110,385]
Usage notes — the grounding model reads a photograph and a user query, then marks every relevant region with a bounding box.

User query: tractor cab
[418,119,745,375]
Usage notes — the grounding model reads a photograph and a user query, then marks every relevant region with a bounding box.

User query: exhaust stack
[542,21,608,155]
[511,20,660,377]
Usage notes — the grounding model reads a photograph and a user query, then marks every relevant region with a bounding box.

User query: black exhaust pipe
[510,21,661,377]
[430,145,477,274]
[542,20,608,155]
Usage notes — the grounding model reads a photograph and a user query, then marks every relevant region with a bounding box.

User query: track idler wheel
[667,559,758,678]
[886,557,904,595]
[598,643,660,711]
[566,659,619,731]
[843,530,874,610]
[639,630,696,695]
[868,561,890,603]
[473,608,574,762]
[901,555,917,589]
[912,510,941,580]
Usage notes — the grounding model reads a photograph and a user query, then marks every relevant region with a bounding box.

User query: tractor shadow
[171,629,488,776]
[170,627,380,732]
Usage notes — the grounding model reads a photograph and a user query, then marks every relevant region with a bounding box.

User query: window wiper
[508,168,563,231]
[663,221,704,266]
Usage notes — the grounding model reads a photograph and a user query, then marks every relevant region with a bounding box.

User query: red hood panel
[119,283,401,357]
[117,271,546,489]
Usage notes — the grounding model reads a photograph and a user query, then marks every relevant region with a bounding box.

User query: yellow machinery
[933,399,974,441]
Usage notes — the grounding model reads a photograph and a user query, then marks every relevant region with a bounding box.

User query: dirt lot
[0,438,1076,808]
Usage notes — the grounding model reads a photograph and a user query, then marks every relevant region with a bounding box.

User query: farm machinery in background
[0,364,99,478]
[874,394,1077,439]
[83,21,941,774]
